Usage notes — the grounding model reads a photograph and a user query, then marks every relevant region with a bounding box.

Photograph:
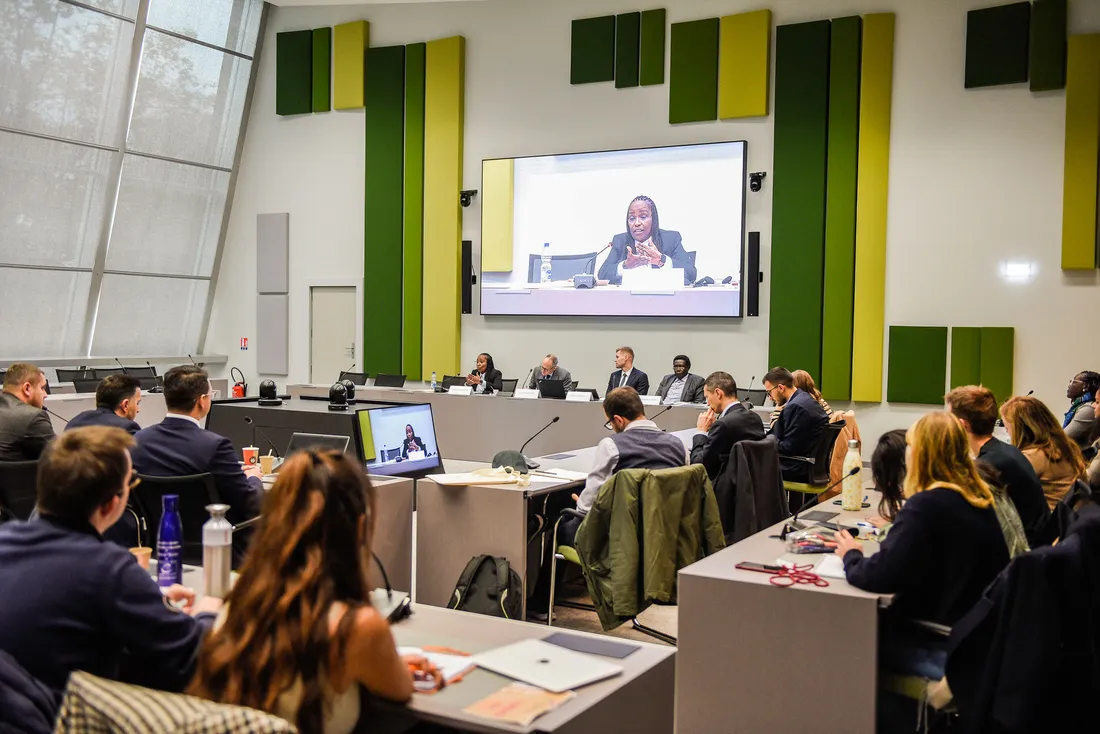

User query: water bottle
[431,371,438,391]
[202,504,233,599]
[841,440,863,511]
[540,242,552,284]
[156,495,183,589]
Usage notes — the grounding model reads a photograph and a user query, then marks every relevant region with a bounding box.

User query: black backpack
[447,555,523,619]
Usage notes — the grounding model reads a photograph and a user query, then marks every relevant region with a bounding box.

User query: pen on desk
[530,470,559,478]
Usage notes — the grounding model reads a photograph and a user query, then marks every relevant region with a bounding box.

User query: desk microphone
[523,368,534,390]
[744,375,757,405]
[43,406,69,424]
[1026,389,1034,396]
[340,362,356,381]
[779,467,860,539]
[243,416,282,457]
[519,416,560,455]
[582,244,612,275]
[114,358,129,374]
[650,405,674,424]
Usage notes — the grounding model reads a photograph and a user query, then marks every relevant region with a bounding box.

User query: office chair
[73,379,100,394]
[124,366,157,378]
[339,371,368,386]
[0,460,39,523]
[782,421,846,510]
[373,374,406,388]
[526,252,599,283]
[92,368,124,379]
[131,474,221,566]
[500,378,519,394]
[736,388,769,407]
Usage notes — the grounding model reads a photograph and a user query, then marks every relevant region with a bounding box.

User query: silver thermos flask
[203,504,233,599]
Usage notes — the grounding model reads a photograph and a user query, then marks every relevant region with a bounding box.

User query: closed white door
[310,286,357,384]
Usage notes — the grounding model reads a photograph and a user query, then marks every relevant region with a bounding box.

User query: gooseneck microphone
[780,467,861,539]
[243,416,282,457]
[582,243,613,275]
[519,416,560,455]
[650,405,674,424]
[44,406,69,424]
[523,368,534,390]
[115,358,129,374]
[340,363,356,381]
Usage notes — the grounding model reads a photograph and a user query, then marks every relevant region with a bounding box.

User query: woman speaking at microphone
[466,352,503,395]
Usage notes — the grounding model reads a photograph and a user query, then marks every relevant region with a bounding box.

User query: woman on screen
[597,195,697,286]
[402,424,425,458]
[466,352,504,394]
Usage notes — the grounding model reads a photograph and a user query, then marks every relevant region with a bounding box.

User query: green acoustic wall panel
[616,13,640,89]
[717,10,772,119]
[821,16,861,401]
[768,20,831,378]
[669,19,720,124]
[334,21,368,109]
[887,327,948,405]
[1030,0,1067,91]
[403,43,426,378]
[965,2,1031,88]
[275,30,312,116]
[571,16,615,84]
[950,327,983,389]
[312,28,331,113]
[640,9,666,86]
[1061,34,1100,270]
[363,45,406,376]
[980,327,1015,404]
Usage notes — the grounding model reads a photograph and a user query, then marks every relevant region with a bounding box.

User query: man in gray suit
[655,354,706,404]
[0,363,55,461]
[526,354,575,392]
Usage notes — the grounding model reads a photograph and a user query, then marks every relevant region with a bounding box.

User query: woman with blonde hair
[189,450,416,733]
[833,412,1009,686]
[1000,395,1086,509]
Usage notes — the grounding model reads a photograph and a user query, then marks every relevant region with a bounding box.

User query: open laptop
[277,433,350,470]
[537,378,567,400]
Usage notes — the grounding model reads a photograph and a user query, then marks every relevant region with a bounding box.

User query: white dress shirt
[664,376,687,404]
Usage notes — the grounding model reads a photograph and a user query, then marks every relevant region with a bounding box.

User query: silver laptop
[472,638,623,693]
[276,433,350,470]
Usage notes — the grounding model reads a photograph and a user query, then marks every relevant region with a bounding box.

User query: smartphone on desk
[735,562,781,574]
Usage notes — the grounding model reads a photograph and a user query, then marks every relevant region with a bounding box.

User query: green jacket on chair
[573,465,726,631]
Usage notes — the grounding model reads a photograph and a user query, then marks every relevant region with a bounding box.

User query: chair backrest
[124,366,157,378]
[56,368,93,382]
[441,375,466,389]
[339,370,368,385]
[73,379,100,394]
[808,420,846,486]
[131,474,220,565]
[687,250,697,267]
[0,460,39,522]
[500,378,518,394]
[725,437,787,542]
[373,373,406,388]
[526,252,599,283]
[92,368,124,379]
[736,388,768,407]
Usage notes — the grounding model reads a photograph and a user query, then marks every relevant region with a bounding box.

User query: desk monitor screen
[357,403,442,478]
[285,432,350,457]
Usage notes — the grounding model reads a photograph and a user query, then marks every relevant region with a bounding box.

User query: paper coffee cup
[259,454,275,474]
[130,546,152,570]
[242,446,259,465]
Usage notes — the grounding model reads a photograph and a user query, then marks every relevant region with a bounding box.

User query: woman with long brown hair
[1001,395,1087,509]
[189,450,413,733]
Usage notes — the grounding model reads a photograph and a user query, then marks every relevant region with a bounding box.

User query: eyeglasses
[604,419,614,431]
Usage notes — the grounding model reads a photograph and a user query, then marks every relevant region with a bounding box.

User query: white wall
[207,0,1100,455]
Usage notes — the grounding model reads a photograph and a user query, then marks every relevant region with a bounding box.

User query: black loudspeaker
[746,232,761,317]
[461,240,475,315]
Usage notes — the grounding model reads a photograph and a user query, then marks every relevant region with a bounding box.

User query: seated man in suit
[763,367,828,483]
[66,374,143,436]
[526,354,574,392]
[606,346,649,396]
[596,195,697,285]
[131,366,262,555]
[0,363,54,461]
[690,371,765,480]
[656,355,706,404]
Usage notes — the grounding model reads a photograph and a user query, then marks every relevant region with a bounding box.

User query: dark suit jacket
[656,373,705,404]
[690,401,765,481]
[468,368,503,394]
[402,436,426,458]
[607,368,650,396]
[597,230,698,285]
[66,407,141,436]
[0,392,55,462]
[771,389,829,482]
[130,417,262,529]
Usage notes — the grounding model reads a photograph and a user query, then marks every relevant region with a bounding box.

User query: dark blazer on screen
[597,230,697,285]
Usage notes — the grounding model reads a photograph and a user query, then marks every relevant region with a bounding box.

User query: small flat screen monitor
[357,403,442,477]
[285,432,350,457]
[537,379,567,400]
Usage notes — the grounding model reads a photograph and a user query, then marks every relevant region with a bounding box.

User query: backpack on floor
[447,554,523,619]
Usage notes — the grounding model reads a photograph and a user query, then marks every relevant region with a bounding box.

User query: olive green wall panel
[363,45,406,376]
[1061,34,1100,271]
[571,16,615,84]
[964,2,1031,89]
[616,12,641,89]
[311,28,331,112]
[820,16,861,401]
[275,30,312,116]
[403,43,426,378]
[979,327,1015,404]
[887,327,948,405]
[717,10,771,119]
[640,9,666,86]
[768,20,830,377]
[334,20,369,109]
[668,18,720,124]
[950,327,983,390]
[1030,0,1067,92]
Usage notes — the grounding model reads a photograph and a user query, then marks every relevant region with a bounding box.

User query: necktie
[620,372,627,387]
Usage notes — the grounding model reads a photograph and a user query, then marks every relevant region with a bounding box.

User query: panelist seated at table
[527,354,574,392]
[596,195,697,286]
[607,346,650,396]
[188,450,419,732]
[762,367,828,483]
[466,352,503,394]
[401,424,427,459]
[656,354,705,404]
[65,374,143,436]
[0,362,55,461]
[0,427,222,697]
[690,371,765,482]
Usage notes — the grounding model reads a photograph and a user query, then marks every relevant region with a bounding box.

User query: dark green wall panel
[640,9,666,86]
[616,13,641,89]
[669,18,719,124]
[821,16,861,401]
[950,327,983,389]
[1030,0,1067,91]
[312,28,331,113]
[887,327,948,405]
[980,327,1015,404]
[571,16,616,84]
[403,43,426,378]
[276,30,312,116]
[768,21,830,377]
[965,2,1031,88]
[364,45,406,376]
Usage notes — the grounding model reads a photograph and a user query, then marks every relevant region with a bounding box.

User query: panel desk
[44,378,230,434]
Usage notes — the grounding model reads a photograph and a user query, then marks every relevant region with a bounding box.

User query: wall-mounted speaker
[461,240,474,314]
[746,232,761,317]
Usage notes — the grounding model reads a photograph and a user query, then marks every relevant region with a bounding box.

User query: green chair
[782,420,845,503]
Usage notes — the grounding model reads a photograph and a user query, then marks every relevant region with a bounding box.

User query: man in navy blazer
[763,367,828,483]
[66,374,143,436]
[606,346,650,396]
[131,366,262,541]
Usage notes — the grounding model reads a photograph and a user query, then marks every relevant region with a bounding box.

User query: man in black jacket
[0,363,54,461]
[606,346,649,396]
[0,426,221,696]
[66,374,143,436]
[764,367,828,482]
[690,371,765,480]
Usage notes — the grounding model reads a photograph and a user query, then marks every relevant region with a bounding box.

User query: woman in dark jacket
[466,353,503,394]
[597,195,697,285]
[401,424,426,458]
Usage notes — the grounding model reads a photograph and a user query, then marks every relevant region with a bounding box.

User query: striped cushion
[54,671,298,734]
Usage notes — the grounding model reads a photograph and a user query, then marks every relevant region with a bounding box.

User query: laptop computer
[472,638,623,694]
[280,433,350,466]
[537,378,567,400]
[373,373,407,388]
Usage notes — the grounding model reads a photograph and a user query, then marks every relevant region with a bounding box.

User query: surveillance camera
[748,172,766,193]
[460,189,478,208]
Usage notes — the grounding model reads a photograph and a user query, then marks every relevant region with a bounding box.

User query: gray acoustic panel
[257,213,289,294]
[257,294,289,375]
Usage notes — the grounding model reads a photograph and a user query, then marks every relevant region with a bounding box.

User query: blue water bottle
[157,494,183,588]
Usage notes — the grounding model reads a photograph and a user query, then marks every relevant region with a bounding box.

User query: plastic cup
[259,454,275,475]
[242,446,259,465]
[130,546,152,570]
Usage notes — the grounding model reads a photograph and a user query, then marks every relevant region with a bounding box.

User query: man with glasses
[131,366,262,555]
[762,367,828,483]
[0,426,222,696]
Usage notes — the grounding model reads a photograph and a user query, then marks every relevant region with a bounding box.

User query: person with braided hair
[1064,370,1100,447]
[597,195,697,285]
